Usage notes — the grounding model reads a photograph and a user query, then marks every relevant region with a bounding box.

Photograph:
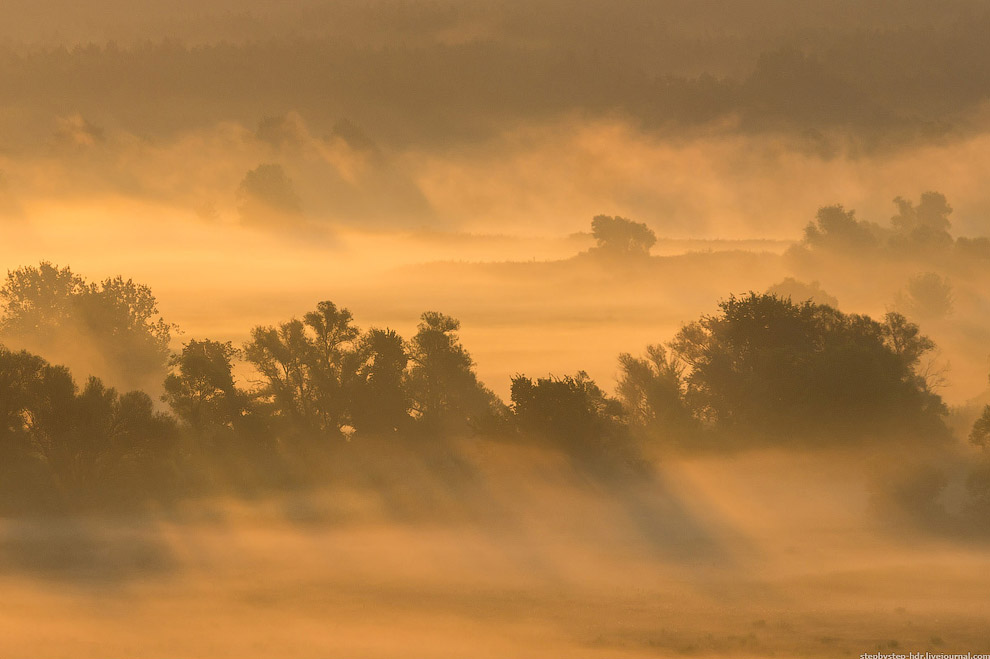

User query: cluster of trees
[0,261,964,513]
[165,304,502,443]
[0,346,176,511]
[666,294,948,442]
[796,192,990,262]
[0,262,172,392]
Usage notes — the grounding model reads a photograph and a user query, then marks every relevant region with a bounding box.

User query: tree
[616,345,693,440]
[668,293,948,442]
[0,346,176,510]
[242,301,362,437]
[350,328,410,435]
[244,319,318,431]
[406,311,500,432]
[889,192,954,253]
[0,262,83,332]
[969,368,990,449]
[891,191,952,234]
[0,263,173,392]
[303,301,361,432]
[163,339,245,432]
[971,406,990,448]
[802,205,880,252]
[77,274,174,389]
[511,371,625,453]
[590,215,657,257]
[955,236,990,261]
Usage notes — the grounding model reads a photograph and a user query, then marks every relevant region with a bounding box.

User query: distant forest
[3,10,990,148]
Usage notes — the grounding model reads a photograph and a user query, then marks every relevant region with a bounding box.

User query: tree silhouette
[244,319,319,432]
[0,346,176,510]
[617,345,693,441]
[351,328,410,435]
[243,301,364,437]
[802,205,880,252]
[164,339,246,432]
[669,293,947,442]
[303,301,361,432]
[0,262,173,392]
[590,215,657,257]
[511,371,625,453]
[888,192,954,254]
[406,311,499,432]
[971,406,990,448]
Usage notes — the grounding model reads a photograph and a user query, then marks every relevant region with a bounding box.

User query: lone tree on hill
[590,215,657,257]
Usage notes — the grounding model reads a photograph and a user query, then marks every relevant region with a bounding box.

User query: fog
[3,443,990,657]
[4,2,990,657]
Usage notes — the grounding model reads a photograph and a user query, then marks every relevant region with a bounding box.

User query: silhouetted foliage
[0,259,982,516]
[511,371,626,455]
[796,192,990,269]
[617,345,694,442]
[971,406,990,448]
[406,311,502,433]
[889,192,953,253]
[802,205,881,253]
[244,318,327,435]
[163,339,247,432]
[0,262,173,392]
[0,345,176,511]
[668,293,948,442]
[589,215,657,257]
[350,328,410,435]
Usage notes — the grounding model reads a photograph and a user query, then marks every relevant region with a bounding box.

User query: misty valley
[3,201,990,657]
[5,2,990,657]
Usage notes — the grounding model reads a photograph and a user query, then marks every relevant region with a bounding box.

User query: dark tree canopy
[511,371,625,453]
[668,293,947,442]
[0,345,176,511]
[406,311,500,432]
[590,215,657,257]
[164,339,245,432]
[350,328,410,435]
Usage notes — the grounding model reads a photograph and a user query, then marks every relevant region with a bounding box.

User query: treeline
[4,22,990,147]
[0,261,962,514]
[792,191,990,263]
